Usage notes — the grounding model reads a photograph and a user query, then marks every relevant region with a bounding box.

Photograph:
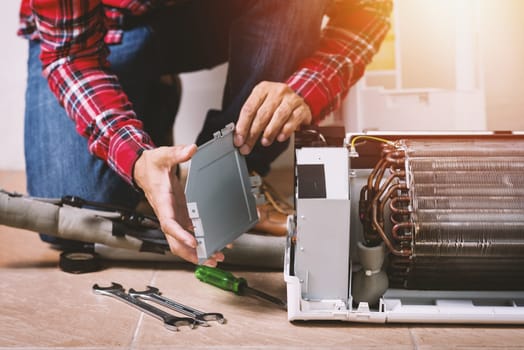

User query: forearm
[45,61,155,183]
[32,0,155,184]
[286,0,393,123]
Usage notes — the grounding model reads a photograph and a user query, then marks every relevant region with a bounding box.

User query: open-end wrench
[92,282,196,331]
[129,286,226,325]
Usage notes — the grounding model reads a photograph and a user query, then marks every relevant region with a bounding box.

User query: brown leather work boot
[254,202,289,236]
[252,175,294,236]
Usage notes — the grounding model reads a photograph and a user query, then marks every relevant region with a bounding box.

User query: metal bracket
[185,123,258,264]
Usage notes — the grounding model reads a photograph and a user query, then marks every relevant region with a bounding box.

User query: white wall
[480,0,524,130]
[396,0,524,131]
[1,1,27,170]
[175,65,226,146]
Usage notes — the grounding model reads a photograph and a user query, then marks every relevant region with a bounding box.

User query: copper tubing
[385,150,405,166]
[380,139,524,290]
[392,222,414,241]
[376,175,404,225]
[376,176,407,203]
[390,213,406,225]
[361,162,402,243]
[367,174,406,242]
[377,183,408,216]
[360,159,398,206]
[371,184,412,257]
[363,145,402,198]
[367,158,387,191]
[389,196,411,215]
[381,142,396,156]
[371,202,406,255]
[360,185,369,202]
[373,163,390,192]
[367,146,401,192]
[389,192,412,226]
[361,144,410,252]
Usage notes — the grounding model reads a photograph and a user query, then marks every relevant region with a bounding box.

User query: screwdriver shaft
[243,286,287,309]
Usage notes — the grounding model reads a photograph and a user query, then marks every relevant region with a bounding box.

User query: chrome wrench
[92,282,196,331]
[129,286,226,325]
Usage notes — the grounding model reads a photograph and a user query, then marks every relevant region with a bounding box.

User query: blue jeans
[24,0,329,244]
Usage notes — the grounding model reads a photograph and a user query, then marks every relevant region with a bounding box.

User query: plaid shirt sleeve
[286,0,393,124]
[31,0,155,185]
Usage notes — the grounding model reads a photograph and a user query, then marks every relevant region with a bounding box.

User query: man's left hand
[234,81,312,154]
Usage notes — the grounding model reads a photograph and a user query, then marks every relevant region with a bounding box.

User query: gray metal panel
[294,198,351,301]
[294,147,351,301]
[185,124,258,264]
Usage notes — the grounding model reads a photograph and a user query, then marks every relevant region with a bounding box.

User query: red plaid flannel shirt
[18,0,391,185]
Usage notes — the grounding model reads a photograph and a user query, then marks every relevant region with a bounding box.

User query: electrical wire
[349,135,396,157]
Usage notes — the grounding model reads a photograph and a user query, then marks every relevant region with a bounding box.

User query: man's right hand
[133,145,224,266]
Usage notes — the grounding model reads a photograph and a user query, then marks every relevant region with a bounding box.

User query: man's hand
[234,81,312,155]
[133,145,224,266]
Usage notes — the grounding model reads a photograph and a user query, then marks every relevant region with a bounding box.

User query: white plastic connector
[349,146,359,158]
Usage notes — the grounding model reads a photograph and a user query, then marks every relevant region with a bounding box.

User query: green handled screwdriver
[195,265,287,309]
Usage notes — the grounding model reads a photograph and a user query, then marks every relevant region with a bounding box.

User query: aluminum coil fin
[391,139,524,290]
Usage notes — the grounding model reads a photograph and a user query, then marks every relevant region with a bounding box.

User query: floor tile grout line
[129,270,158,350]
[129,312,146,350]
[408,327,419,350]
[149,269,158,287]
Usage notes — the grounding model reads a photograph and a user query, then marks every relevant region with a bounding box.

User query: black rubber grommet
[59,251,102,274]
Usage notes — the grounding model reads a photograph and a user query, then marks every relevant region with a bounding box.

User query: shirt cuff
[286,69,330,125]
[107,125,155,187]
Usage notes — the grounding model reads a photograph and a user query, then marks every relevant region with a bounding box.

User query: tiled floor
[1,170,524,349]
